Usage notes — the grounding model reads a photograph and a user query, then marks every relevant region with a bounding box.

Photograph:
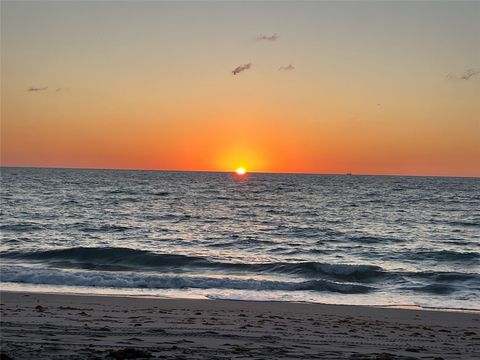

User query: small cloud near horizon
[232,63,252,75]
[447,68,480,81]
[28,86,48,92]
[256,33,279,41]
[279,64,295,71]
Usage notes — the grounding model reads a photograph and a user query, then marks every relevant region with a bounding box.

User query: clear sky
[2,1,479,176]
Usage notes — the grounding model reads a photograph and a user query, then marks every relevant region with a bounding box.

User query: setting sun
[0,2,478,357]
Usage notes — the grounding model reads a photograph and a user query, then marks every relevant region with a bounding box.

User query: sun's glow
[235,167,246,175]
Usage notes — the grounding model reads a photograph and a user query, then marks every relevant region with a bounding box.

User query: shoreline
[1,287,479,314]
[1,290,479,359]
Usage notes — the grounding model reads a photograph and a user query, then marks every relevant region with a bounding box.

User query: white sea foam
[0,266,372,294]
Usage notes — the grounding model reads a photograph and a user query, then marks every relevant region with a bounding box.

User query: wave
[0,266,373,294]
[447,220,479,228]
[105,189,139,195]
[405,249,479,262]
[1,223,133,233]
[0,223,45,232]
[406,271,479,282]
[206,238,275,249]
[430,219,480,228]
[4,248,478,293]
[403,284,458,295]
[349,235,404,244]
[103,189,170,198]
[1,247,385,281]
[68,223,132,233]
[151,191,170,197]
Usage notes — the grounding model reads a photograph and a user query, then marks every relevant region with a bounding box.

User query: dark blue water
[1,167,479,308]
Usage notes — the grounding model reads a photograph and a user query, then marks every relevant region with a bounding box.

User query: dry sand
[0,291,478,359]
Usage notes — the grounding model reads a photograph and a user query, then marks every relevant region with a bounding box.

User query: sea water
[1,168,479,309]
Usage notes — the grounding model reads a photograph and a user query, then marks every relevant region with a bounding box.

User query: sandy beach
[0,291,478,359]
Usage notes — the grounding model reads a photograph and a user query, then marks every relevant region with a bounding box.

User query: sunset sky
[2,1,479,176]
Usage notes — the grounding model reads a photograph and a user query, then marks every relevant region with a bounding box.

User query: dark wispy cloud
[232,63,252,75]
[447,68,480,81]
[256,33,279,42]
[279,64,295,71]
[28,86,48,92]
[459,68,480,80]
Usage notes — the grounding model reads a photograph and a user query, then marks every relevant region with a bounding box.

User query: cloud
[459,68,480,80]
[28,86,48,92]
[447,68,480,81]
[279,64,295,71]
[256,33,279,41]
[232,63,252,75]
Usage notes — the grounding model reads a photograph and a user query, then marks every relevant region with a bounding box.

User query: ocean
[1,167,479,309]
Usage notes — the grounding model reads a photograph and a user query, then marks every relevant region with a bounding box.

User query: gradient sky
[2,1,479,176]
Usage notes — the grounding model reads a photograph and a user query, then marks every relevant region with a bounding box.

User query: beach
[2,0,479,358]
[1,291,478,360]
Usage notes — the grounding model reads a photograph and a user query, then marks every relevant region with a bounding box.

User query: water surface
[1,168,479,308]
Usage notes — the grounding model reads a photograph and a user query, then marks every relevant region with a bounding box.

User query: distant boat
[346,173,353,176]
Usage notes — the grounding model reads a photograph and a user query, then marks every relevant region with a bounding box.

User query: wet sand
[1,291,479,359]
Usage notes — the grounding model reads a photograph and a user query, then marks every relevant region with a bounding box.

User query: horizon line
[0,165,478,179]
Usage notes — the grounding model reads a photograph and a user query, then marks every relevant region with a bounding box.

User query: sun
[235,167,246,175]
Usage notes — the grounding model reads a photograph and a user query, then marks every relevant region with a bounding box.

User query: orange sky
[1,1,479,176]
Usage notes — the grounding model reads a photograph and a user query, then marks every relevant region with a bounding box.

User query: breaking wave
[1,247,385,281]
[0,266,373,294]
